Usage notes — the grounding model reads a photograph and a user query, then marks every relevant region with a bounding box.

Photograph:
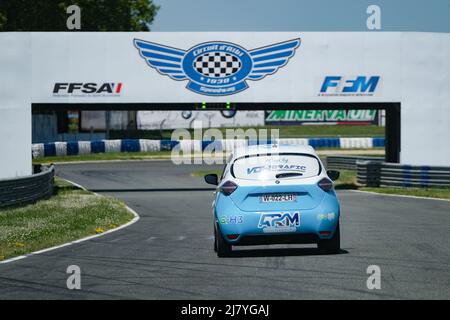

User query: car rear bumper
[234,233,319,246]
[215,192,340,245]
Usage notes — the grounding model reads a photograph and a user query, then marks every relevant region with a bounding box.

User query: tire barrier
[356,161,450,188]
[339,137,373,149]
[32,137,385,158]
[0,165,55,208]
[326,155,385,170]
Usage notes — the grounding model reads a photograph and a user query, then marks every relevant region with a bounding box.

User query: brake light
[220,181,238,195]
[318,178,333,192]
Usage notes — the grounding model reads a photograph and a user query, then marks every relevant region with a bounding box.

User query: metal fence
[326,155,384,170]
[0,165,55,208]
[325,156,450,188]
[356,161,450,188]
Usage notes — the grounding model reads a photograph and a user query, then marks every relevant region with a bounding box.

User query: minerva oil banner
[265,110,378,125]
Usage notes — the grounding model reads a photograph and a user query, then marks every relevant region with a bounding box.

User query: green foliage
[32,151,173,163]
[361,187,450,200]
[109,125,385,140]
[0,0,159,31]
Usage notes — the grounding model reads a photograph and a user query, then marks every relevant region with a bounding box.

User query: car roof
[231,144,317,160]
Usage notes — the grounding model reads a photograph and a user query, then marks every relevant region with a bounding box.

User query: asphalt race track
[1,161,450,299]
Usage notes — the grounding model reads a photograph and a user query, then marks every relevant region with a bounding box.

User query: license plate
[260,194,296,203]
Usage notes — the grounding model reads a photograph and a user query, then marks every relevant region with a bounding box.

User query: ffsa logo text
[53,83,123,97]
[319,76,380,96]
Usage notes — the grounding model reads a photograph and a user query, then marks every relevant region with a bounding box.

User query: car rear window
[231,153,321,180]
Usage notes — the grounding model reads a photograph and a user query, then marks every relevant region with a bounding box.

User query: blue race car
[204,144,341,257]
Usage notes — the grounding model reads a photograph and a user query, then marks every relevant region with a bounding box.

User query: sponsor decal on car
[317,213,336,221]
[220,215,244,224]
[258,212,300,233]
[247,164,307,175]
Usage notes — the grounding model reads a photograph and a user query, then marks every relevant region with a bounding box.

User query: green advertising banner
[265,110,378,125]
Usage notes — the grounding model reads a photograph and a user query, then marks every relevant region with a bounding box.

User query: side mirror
[327,170,340,181]
[204,174,219,186]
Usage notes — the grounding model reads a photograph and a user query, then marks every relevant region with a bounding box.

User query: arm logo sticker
[258,212,300,233]
[134,38,301,96]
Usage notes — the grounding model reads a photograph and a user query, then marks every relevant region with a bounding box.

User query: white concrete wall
[0,32,449,179]
[30,32,403,104]
[28,32,450,166]
[0,33,31,179]
[398,33,450,166]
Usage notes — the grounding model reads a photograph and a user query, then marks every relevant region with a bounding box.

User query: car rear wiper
[275,172,303,178]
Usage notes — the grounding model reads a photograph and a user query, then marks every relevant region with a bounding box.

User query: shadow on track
[228,248,349,258]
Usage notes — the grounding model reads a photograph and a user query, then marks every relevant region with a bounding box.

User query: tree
[0,0,159,31]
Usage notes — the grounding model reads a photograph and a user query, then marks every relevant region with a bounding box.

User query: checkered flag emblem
[194,52,242,78]
[135,38,301,95]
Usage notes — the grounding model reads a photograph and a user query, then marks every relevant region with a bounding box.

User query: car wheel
[318,222,340,254]
[215,223,232,257]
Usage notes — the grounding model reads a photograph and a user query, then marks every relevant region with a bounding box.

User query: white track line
[349,189,450,202]
[0,179,140,265]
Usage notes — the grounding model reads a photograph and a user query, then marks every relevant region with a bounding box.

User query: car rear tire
[213,224,218,252]
[215,223,232,257]
[318,222,340,254]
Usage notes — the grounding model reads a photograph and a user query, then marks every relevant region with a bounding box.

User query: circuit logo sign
[134,38,301,96]
[53,82,123,97]
[319,76,380,96]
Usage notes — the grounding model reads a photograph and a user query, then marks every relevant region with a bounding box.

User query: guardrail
[32,137,385,158]
[0,165,55,208]
[326,155,384,170]
[356,161,450,188]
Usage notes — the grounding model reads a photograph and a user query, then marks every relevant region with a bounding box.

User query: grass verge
[0,177,135,261]
[361,187,450,200]
[33,151,173,164]
[33,149,385,164]
[191,169,221,178]
[110,125,385,139]
[191,169,450,200]
[333,170,359,189]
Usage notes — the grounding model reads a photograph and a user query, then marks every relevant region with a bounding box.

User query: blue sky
[150,0,450,32]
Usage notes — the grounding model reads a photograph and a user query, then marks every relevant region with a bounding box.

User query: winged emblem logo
[134,38,301,96]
